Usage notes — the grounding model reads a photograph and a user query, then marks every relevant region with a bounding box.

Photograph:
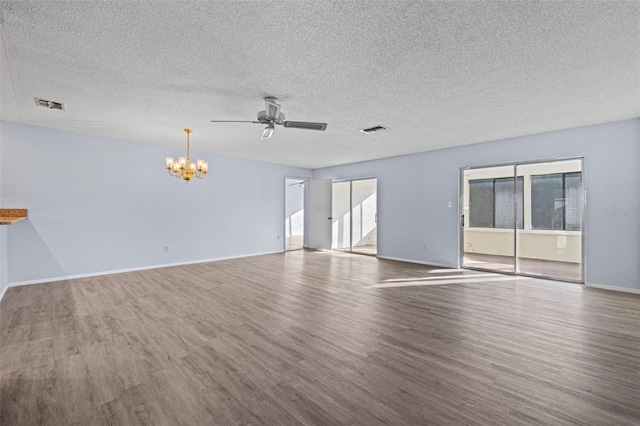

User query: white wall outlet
[448,201,453,208]
[277,235,280,240]
[164,245,170,252]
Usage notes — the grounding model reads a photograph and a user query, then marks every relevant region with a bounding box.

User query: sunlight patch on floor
[427,269,464,274]
[367,275,532,289]
[382,273,497,283]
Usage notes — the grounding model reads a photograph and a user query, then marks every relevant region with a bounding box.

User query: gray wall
[2,119,638,292]
[0,122,311,284]
[313,119,640,291]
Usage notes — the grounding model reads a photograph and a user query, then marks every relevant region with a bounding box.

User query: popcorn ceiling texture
[0,1,638,169]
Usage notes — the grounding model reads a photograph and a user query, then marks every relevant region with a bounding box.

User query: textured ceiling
[0,1,638,169]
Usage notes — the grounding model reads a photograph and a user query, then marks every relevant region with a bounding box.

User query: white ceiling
[0,1,638,169]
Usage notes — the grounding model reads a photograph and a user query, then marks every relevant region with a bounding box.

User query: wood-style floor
[1,250,639,425]
[285,235,304,251]
[464,253,582,281]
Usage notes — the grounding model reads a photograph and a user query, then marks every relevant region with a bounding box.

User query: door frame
[459,156,586,283]
[283,176,310,252]
[332,176,378,256]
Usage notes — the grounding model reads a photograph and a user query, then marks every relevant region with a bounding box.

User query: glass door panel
[516,159,583,281]
[462,165,517,273]
[351,179,377,255]
[332,181,351,251]
[285,178,305,251]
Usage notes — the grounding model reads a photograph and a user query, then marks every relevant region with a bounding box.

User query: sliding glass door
[332,178,377,255]
[461,159,584,282]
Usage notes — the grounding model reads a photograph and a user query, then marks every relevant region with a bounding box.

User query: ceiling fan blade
[283,121,328,131]
[210,120,261,123]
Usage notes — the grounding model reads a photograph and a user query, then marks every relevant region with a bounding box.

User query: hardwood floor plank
[1,250,639,425]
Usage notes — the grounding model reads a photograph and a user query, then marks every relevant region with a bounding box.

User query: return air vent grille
[34,98,65,110]
[360,125,388,134]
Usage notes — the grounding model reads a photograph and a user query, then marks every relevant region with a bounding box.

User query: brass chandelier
[165,128,208,182]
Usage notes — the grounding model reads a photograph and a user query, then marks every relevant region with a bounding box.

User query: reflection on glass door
[351,179,377,255]
[332,181,351,251]
[332,178,377,255]
[462,166,517,273]
[285,178,306,251]
[516,159,583,281]
[461,159,584,282]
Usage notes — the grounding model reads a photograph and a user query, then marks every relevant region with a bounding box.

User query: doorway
[461,158,584,282]
[332,178,377,255]
[284,177,307,251]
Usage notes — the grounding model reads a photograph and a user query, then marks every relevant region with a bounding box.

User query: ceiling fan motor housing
[257,110,285,124]
[264,97,281,118]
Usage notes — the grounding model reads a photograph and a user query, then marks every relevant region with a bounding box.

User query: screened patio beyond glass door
[462,159,584,282]
[463,166,517,273]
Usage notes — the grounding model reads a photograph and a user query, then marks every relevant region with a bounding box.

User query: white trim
[7,250,283,288]
[377,255,459,270]
[586,282,640,295]
[0,284,8,303]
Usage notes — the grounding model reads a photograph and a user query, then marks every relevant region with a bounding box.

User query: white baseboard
[6,253,638,298]
[7,250,283,288]
[586,282,640,295]
[0,284,8,303]
[376,255,459,270]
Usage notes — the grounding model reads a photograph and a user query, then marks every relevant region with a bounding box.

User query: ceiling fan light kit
[261,123,275,140]
[211,97,328,139]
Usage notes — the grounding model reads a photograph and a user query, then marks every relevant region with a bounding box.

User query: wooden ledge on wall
[0,209,28,225]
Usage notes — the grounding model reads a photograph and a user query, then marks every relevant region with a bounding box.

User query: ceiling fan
[211,97,328,140]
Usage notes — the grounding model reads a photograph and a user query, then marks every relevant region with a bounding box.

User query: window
[531,172,582,231]
[469,177,524,229]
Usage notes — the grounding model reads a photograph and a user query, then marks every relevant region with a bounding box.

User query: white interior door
[307,179,332,250]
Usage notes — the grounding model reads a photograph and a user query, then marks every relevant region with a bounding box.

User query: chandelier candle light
[165,128,208,182]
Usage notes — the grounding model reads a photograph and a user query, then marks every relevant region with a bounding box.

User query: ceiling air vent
[360,125,388,134]
[34,98,65,110]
